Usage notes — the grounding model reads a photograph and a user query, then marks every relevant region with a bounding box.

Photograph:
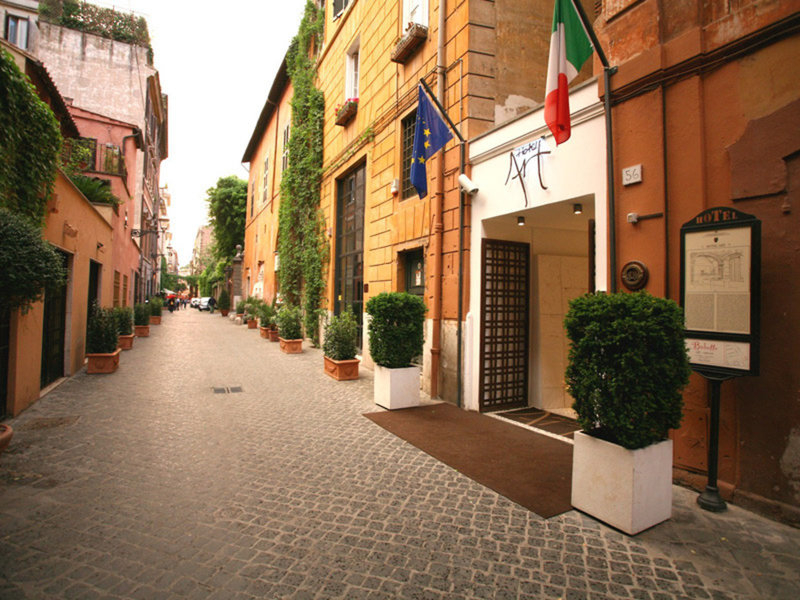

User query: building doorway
[0,306,9,419]
[86,260,100,338]
[334,163,366,349]
[40,250,69,389]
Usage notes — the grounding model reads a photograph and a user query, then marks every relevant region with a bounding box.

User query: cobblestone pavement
[1,309,799,600]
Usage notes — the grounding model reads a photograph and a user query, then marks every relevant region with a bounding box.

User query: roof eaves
[242,57,289,163]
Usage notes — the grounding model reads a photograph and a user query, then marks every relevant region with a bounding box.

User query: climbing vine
[0,49,62,225]
[278,0,327,345]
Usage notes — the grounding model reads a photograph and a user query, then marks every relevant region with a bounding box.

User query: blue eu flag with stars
[410,84,453,199]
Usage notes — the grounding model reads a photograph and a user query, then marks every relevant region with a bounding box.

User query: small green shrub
[235,300,246,315]
[257,301,276,328]
[365,292,426,368]
[564,291,691,450]
[86,303,118,354]
[133,303,149,326]
[276,305,303,340]
[217,288,230,311]
[112,306,133,336]
[323,310,359,361]
[148,297,162,317]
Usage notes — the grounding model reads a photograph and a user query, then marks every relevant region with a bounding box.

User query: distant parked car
[190,297,200,308]
[198,297,211,311]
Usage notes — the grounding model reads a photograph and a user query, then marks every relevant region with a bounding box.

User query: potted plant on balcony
[334,97,358,126]
[114,306,135,350]
[276,305,303,353]
[217,288,231,317]
[323,309,360,381]
[366,292,426,409]
[148,297,163,325]
[564,291,691,535]
[86,303,121,374]
[390,22,429,63]
[133,303,150,337]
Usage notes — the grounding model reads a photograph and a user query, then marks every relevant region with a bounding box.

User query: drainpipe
[428,0,447,398]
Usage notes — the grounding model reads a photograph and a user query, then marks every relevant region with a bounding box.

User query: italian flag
[545,0,594,145]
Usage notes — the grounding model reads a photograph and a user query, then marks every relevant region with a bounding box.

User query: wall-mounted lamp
[391,178,400,196]
[573,203,583,215]
[517,216,525,227]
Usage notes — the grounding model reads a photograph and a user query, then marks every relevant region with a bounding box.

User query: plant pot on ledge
[335,98,358,126]
[391,23,428,63]
[87,348,121,374]
[279,337,303,354]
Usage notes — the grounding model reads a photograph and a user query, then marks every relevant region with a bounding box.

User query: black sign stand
[696,374,732,512]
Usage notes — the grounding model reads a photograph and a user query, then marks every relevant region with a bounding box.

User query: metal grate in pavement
[211,386,243,394]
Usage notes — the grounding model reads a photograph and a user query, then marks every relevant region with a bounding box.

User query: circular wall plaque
[621,260,649,291]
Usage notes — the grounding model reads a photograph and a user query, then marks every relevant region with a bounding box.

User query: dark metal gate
[40,250,69,389]
[479,239,530,412]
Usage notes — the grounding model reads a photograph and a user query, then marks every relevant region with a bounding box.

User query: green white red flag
[545,0,594,145]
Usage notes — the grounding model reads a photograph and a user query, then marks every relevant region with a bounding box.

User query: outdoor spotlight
[517,216,525,227]
[573,203,583,215]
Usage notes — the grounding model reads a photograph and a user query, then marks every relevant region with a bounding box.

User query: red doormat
[365,403,573,518]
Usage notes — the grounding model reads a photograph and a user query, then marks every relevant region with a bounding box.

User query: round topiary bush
[365,292,426,368]
[564,291,691,450]
[217,288,230,311]
[276,305,303,340]
[323,310,358,361]
[86,303,118,354]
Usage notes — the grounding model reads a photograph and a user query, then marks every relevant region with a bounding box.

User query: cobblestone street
[1,309,799,599]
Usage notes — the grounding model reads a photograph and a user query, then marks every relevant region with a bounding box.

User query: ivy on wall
[278,0,328,346]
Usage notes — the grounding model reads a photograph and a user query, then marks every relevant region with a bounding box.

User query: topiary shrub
[113,306,133,336]
[0,208,66,313]
[323,310,358,361]
[217,288,230,311]
[365,292,426,368]
[276,305,303,340]
[235,300,246,315]
[86,302,118,354]
[564,291,691,450]
[257,301,276,328]
[133,303,149,326]
[148,297,162,317]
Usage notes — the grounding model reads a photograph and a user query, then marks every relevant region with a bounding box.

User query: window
[122,275,129,307]
[249,179,254,218]
[332,0,351,19]
[113,271,121,307]
[402,0,428,31]
[346,39,360,100]
[401,110,417,199]
[262,154,270,205]
[281,124,290,172]
[5,15,29,49]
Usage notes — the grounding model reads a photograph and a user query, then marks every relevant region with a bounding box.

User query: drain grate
[211,386,243,394]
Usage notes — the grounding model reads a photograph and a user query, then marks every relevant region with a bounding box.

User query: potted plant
[334,97,358,126]
[113,306,135,350]
[365,292,426,409]
[133,302,150,337]
[235,300,246,323]
[390,22,429,63]
[276,305,303,353]
[217,288,231,317]
[148,297,163,325]
[244,296,260,330]
[564,291,691,535]
[257,301,276,339]
[86,303,121,373]
[322,309,360,381]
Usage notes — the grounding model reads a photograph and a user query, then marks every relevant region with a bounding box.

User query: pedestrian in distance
[208,296,216,314]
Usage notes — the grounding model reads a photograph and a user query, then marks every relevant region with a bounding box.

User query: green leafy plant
[323,310,359,361]
[276,305,303,340]
[217,288,230,311]
[206,177,247,260]
[235,300,246,315]
[564,291,691,450]
[86,303,118,354]
[71,174,120,206]
[133,303,149,326]
[148,297,163,317]
[365,292,426,368]
[256,301,276,328]
[112,306,133,336]
[0,208,66,314]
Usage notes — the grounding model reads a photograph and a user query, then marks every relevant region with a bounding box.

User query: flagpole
[570,0,618,292]
[420,79,467,408]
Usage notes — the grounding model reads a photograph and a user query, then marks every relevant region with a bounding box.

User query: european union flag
[409,84,453,199]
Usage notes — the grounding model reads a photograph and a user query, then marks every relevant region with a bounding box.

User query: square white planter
[571,430,673,535]
[374,365,420,410]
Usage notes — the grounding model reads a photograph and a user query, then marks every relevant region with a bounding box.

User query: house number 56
[622,164,642,186]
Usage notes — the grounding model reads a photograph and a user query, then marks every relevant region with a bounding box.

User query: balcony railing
[63,138,128,180]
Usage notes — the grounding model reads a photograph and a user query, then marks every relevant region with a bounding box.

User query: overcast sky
[104,0,306,266]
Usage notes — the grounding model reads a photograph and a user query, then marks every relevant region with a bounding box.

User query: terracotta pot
[324,355,360,381]
[149,315,161,325]
[247,319,258,329]
[268,328,280,342]
[279,337,303,354]
[86,348,121,374]
[134,325,150,337]
[0,424,13,456]
[220,309,230,317]
[259,326,270,338]
[118,333,135,350]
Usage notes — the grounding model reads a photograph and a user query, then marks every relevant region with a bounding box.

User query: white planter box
[571,430,673,535]
[374,365,420,410]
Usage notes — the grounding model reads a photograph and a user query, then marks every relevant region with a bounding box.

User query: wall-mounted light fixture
[517,216,525,227]
[573,203,583,215]
[391,178,400,196]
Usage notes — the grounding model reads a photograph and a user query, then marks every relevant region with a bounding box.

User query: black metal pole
[697,377,728,512]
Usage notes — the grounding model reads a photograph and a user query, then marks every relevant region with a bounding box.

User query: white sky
[103,0,307,266]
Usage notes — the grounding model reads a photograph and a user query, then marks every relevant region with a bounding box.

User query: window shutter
[333,0,344,16]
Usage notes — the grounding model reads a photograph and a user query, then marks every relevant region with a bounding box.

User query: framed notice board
[680,207,761,378]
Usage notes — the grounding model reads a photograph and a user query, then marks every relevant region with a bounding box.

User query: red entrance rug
[365,403,573,518]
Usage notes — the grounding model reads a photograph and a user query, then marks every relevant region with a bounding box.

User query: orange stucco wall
[7,173,113,415]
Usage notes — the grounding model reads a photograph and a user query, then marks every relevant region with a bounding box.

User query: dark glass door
[334,164,366,348]
[403,249,425,297]
[40,250,69,389]
[86,260,100,338]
